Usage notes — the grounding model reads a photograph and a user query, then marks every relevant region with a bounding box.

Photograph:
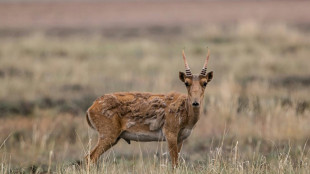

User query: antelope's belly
[178,128,192,141]
[120,129,166,142]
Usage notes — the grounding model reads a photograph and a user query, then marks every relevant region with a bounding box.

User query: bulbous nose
[192,102,199,107]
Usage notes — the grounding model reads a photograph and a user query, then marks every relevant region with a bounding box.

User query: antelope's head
[179,50,213,109]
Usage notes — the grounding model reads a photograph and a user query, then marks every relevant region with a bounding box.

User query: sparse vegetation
[0,22,310,173]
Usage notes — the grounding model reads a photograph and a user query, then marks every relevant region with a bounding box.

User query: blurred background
[0,0,310,173]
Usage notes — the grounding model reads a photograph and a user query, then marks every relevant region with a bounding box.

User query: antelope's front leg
[165,131,179,168]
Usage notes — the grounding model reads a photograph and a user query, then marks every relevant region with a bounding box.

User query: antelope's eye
[203,82,207,87]
[185,82,190,87]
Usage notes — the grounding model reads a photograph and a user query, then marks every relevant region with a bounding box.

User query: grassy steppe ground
[0,22,310,173]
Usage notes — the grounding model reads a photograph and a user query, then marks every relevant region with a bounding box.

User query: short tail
[86,111,95,129]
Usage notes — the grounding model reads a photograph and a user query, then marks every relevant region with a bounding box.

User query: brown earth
[0,0,310,30]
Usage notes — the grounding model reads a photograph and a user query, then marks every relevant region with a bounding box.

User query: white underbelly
[179,128,192,141]
[120,129,166,142]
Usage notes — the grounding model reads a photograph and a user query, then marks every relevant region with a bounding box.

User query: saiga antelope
[85,50,213,167]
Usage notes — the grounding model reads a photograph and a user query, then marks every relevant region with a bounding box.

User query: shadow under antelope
[85,50,213,167]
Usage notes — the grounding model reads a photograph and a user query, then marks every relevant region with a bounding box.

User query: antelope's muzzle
[192,101,200,107]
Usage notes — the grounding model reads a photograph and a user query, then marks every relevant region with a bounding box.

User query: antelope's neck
[186,98,201,127]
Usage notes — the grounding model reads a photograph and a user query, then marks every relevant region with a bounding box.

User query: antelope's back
[89,92,186,119]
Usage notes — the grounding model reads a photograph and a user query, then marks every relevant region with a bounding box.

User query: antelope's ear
[206,71,213,82]
[179,71,186,82]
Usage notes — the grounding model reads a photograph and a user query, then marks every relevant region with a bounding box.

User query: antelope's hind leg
[86,135,119,164]
[85,113,122,164]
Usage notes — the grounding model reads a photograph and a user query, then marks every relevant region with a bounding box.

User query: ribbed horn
[182,50,192,76]
[200,49,210,76]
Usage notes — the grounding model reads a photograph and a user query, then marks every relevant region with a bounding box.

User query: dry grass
[0,22,310,173]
